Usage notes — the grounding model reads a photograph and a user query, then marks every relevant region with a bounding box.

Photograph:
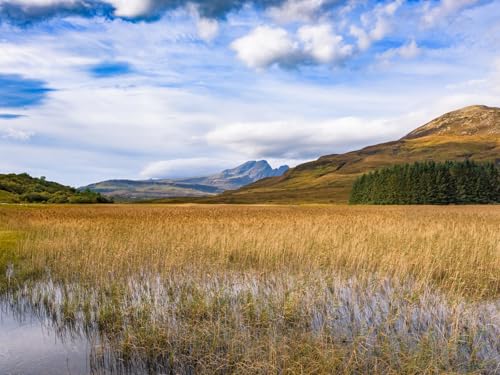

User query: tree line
[349,160,500,205]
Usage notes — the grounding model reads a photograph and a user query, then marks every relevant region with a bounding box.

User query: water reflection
[0,302,90,375]
[0,300,176,375]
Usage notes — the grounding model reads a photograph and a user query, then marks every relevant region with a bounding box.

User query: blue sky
[0,0,499,186]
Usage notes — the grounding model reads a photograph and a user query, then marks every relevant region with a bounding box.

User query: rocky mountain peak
[217,160,289,182]
[403,105,500,139]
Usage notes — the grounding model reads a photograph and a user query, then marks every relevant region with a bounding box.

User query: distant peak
[240,160,257,166]
[255,160,270,165]
[403,105,500,139]
[217,160,288,180]
[234,160,267,168]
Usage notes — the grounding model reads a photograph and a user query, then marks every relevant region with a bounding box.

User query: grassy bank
[1,205,499,373]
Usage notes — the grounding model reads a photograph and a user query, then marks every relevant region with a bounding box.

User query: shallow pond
[0,302,90,375]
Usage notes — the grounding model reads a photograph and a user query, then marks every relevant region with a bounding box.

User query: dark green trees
[350,161,500,205]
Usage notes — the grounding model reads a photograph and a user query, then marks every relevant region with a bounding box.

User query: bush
[21,192,51,203]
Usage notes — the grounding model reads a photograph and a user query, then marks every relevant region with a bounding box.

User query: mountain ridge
[198,105,500,203]
[84,160,289,200]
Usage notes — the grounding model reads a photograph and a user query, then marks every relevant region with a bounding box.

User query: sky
[0,0,499,186]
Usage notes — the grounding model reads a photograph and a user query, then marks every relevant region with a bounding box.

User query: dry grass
[1,204,499,373]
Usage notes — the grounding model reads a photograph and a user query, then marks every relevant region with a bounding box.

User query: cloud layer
[0,0,498,185]
[0,0,288,21]
[140,158,235,179]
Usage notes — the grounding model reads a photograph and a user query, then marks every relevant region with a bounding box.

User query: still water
[0,302,90,375]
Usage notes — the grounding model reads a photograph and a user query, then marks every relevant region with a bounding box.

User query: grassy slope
[200,106,500,204]
[0,189,18,203]
[0,173,111,203]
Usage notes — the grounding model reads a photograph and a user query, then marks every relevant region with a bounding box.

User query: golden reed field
[1,204,499,374]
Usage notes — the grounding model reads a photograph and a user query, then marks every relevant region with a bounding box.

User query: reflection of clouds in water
[0,302,89,375]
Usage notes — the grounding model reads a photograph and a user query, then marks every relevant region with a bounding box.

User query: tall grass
[1,205,499,373]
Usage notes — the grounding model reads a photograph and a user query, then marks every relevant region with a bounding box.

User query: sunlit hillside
[210,106,500,203]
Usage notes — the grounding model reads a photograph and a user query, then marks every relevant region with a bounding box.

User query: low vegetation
[350,160,500,205]
[0,173,112,203]
[1,205,499,373]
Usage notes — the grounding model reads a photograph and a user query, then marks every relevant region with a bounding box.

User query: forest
[349,160,500,204]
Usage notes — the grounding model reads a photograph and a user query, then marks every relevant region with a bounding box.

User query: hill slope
[0,173,111,203]
[207,105,500,203]
[84,160,288,200]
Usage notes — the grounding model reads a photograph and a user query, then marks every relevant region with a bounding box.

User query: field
[1,204,499,374]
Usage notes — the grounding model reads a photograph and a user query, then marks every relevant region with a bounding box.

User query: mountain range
[192,105,500,204]
[83,160,289,200]
[1,105,498,204]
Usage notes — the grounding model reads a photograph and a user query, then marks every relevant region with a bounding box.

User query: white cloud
[231,26,299,69]
[383,0,402,16]
[0,0,153,17]
[379,40,421,61]
[2,127,34,141]
[422,0,479,26]
[232,24,353,69]
[187,4,220,42]
[349,25,371,51]
[106,0,153,18]
[454,57,499,95]
[370,17,391,41]
[350,0,403,51]
[196,17,219,42]
[267,0,326,23]
[206,117,410,159]
[398,40,421,59]
[0,42,96,82]
[140,158,234,179]
[445,79,487,90]
[298,24,353,64]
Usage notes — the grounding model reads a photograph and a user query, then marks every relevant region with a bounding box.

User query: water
[0,302,90,375]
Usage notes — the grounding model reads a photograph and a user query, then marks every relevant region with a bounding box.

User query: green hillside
[202,105,500,204]
[0,173,112,204]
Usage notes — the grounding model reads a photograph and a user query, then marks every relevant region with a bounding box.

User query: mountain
[83,160,289,200]
[0,173,111,203]
[204,105,500,204]
[178,161,289,190]
[404,105,500,139]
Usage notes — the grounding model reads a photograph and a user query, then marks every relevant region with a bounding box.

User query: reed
[1,204,499,373]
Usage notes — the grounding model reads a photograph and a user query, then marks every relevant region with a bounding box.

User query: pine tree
[349,160,499,205]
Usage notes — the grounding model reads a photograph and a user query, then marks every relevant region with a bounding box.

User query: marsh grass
[1,205,499,373]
